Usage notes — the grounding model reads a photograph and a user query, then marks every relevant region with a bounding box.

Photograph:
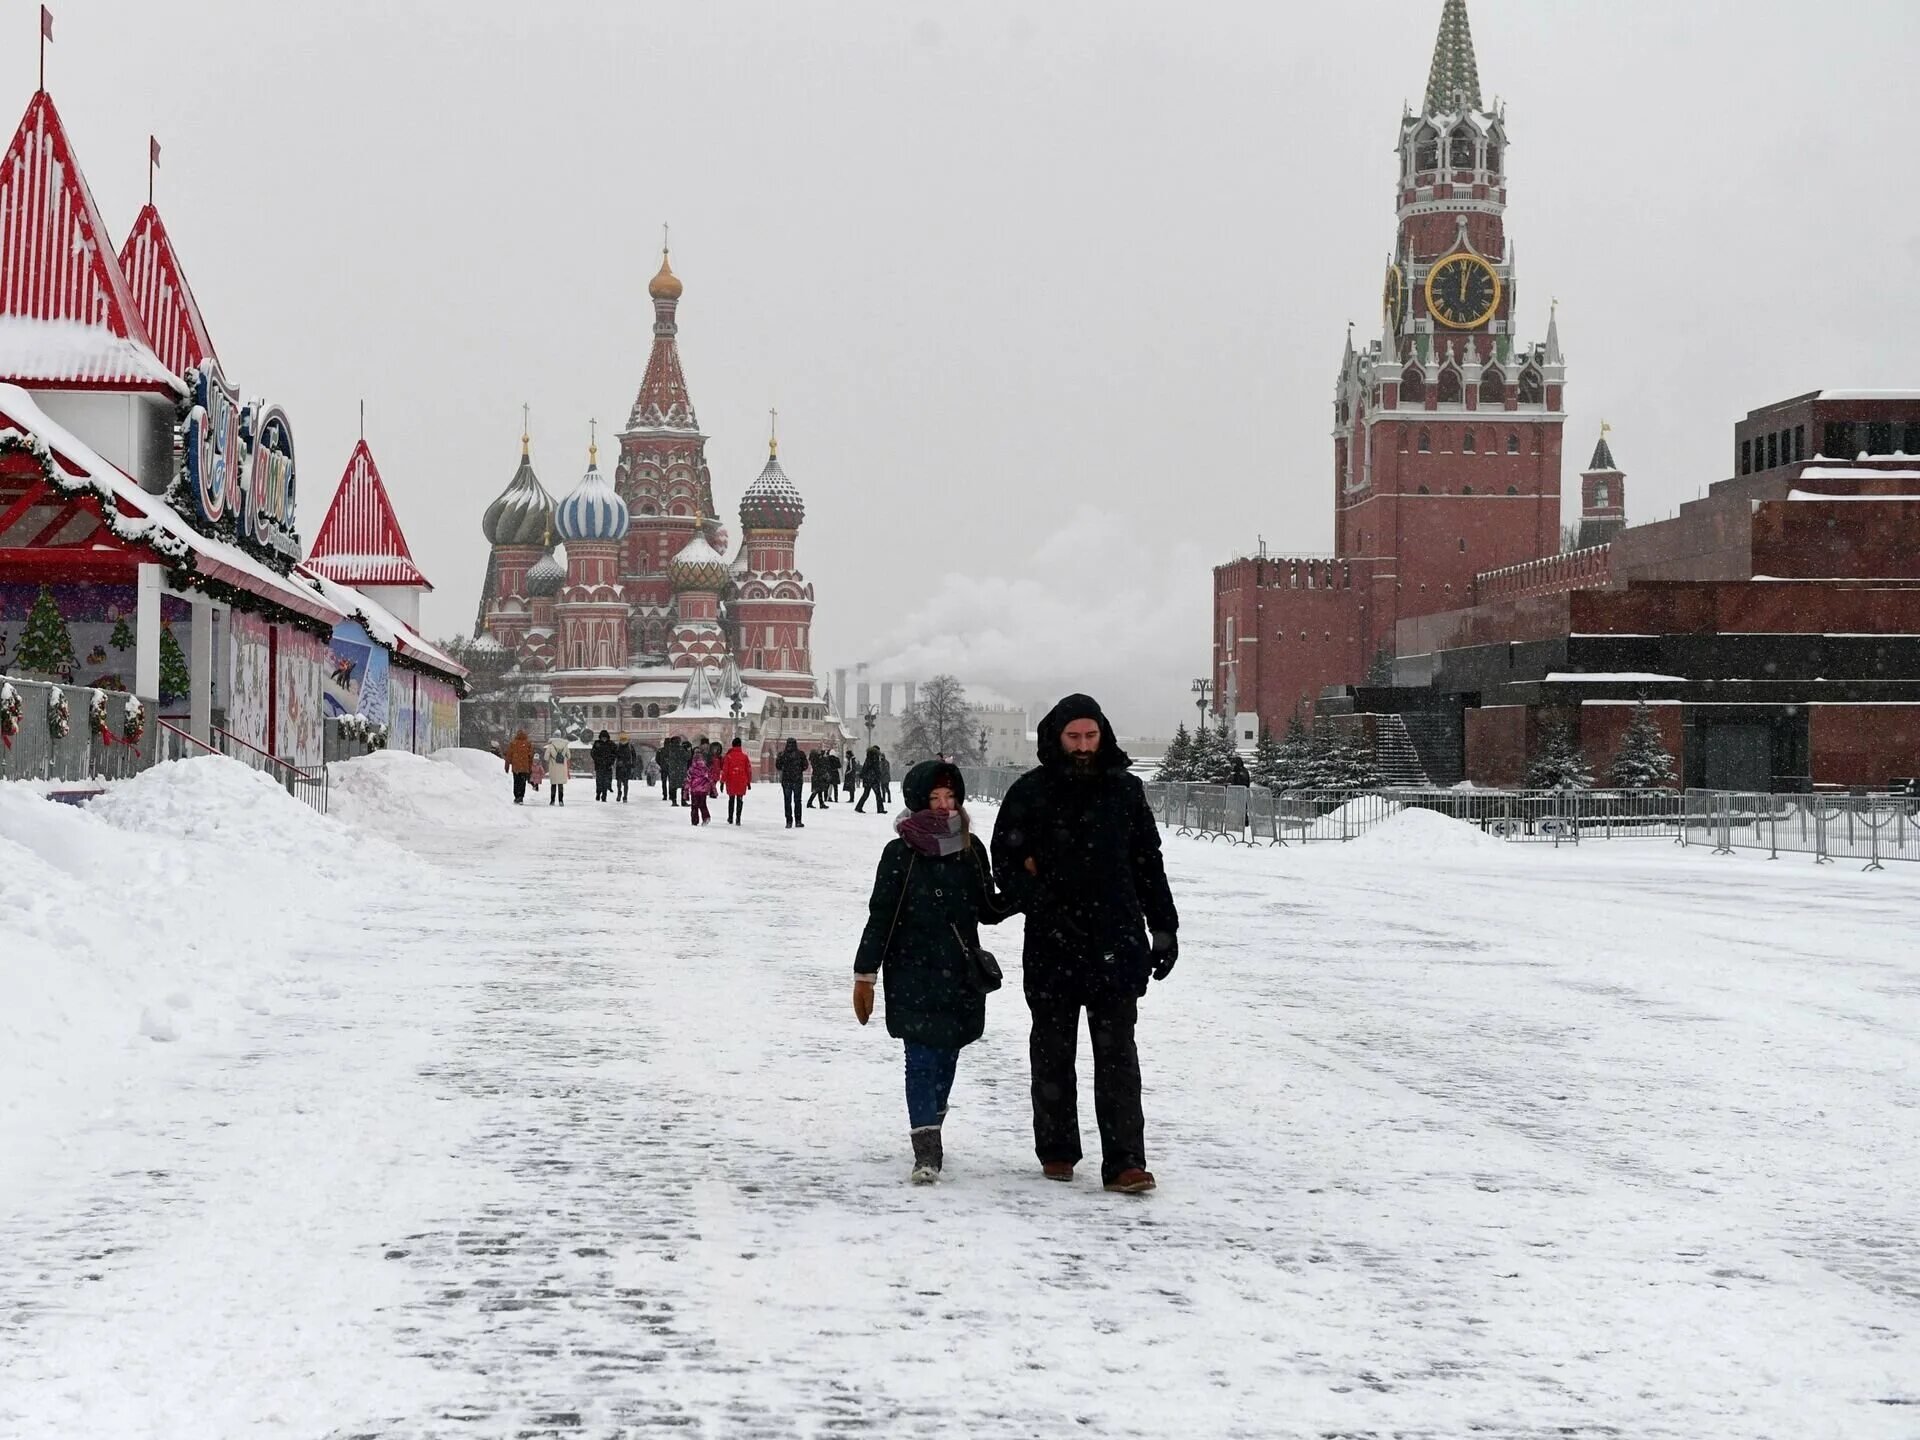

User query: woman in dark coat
[853,760,1017,1183]
[613,734,637,802]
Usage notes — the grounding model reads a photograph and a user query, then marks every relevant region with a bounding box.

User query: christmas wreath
[122,695,146,750]
[88,687,114,746]
[45,684,71,741]
[0,682,20,750]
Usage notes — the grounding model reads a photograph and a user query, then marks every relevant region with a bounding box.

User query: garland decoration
[46,684,71,741]
[88,687,114,747]
[0,681,20,750]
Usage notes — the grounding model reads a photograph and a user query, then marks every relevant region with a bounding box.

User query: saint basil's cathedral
[475,250,847,764]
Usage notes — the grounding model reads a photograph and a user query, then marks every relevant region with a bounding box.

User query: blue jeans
[904,1042,959,1129]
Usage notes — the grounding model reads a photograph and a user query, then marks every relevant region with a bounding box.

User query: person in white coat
[545,737,572,806]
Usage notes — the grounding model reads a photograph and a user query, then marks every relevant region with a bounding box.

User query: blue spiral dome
[554,450,630,543]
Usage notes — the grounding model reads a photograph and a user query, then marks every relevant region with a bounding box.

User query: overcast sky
[15,0,1920,735]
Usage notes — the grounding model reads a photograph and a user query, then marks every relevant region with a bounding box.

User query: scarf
[895,807,967,857]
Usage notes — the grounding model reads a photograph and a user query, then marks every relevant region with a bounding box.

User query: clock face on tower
[1383,263,1407,331]
[1425,252,1501,329]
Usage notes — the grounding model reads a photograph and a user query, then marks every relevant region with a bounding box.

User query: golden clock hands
[1459,265,1468,303]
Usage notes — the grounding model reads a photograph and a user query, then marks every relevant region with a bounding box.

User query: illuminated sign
[180,364,298,560]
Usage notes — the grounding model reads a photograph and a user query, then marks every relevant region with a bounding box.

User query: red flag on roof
[41,7,52,42]
[149,134,160,168]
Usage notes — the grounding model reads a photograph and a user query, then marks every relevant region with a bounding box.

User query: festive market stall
[0,86,462,781]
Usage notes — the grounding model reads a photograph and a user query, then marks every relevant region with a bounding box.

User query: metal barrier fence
[0,677,156,786]
[1680,790,1919,870]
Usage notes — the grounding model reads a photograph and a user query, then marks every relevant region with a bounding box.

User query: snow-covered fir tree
[158,624,190,703]
[1189,714,1238,783]
[1156,723,1195,781]
[1268,712,1318,791]
[13,585,75,678]
[1529,720,1594,791]
[1248,723,1286,789]
[1608,698,1676,789]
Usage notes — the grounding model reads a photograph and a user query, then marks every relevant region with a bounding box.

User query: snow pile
[328,749,517,840]
[1347,804,1499,856]
[430,745,512,792]
[0,757,419,1196]
[1327,793,1399,827]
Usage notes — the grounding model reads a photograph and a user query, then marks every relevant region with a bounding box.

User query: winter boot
[910,1125,943,1184]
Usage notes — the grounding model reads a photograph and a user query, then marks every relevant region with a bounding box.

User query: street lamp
[1192,676,1212,733]
[862,703,878,750]
[979,726,989,765]
[729,685,744,736]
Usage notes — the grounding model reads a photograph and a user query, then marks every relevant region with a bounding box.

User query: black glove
[1150,930,1178,981]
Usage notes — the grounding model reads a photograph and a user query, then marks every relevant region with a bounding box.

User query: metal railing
[0,677,156,785]
[208,724,329,814]
[1680,790,1920,870]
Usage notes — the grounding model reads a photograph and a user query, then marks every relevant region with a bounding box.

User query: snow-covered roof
[0,381,341,627]
[1543,672,1688,684]
[1815,390,1920,401]
[297,567,465,679]
[305,440,432,589]
[0,93,179,393]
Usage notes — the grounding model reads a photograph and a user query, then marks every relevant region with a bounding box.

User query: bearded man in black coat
[990,693,1178,1194]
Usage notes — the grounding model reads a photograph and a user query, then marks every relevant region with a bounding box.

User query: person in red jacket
[720,737,754,825]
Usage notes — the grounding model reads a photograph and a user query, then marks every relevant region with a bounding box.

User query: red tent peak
[119,203,218,380]
[0,91,152,346]
[305,438,432,590]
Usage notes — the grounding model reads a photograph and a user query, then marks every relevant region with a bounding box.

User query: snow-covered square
[3,751,1914,1438]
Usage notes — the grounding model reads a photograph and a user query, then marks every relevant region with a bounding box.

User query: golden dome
[649,250,683,301]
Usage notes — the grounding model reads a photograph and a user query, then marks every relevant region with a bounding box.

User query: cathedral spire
[1423,0,1483,115]
[626,235,698,434]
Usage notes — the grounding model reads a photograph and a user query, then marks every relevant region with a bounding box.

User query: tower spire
[521,401,530,456]
[769,405,779,455]
[1423,0,1483,114]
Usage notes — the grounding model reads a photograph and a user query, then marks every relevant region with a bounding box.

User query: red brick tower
[616,243,723,662]
[1575,425,1626,549]
[1212,0,1567,733]
[1334,0,1564,656]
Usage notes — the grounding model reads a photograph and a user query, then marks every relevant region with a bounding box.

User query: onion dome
[740,438,806,530]
[526,549,566,598]
[649,249,684,301]
[554,432,631,543]
[482,432,555,546]
[669,530,730,592]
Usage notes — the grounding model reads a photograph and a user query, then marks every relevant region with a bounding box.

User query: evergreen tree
[158,624,190,703]
[1248,722,1286,789]
[1365,640,1396,686]
[109,616,135,651]
[1269,711,1317,791]
[13,585,75,677]
[1337,737,1383,790]
[1528,719,1594,791]
[1190,713,1238,783]
[1156,723,1194,781]
[1608,698,1676,790]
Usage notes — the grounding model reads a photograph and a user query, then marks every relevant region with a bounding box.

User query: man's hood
[1035,693,1131,772]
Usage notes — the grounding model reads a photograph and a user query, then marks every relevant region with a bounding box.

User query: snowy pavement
[3,752,1917,1438]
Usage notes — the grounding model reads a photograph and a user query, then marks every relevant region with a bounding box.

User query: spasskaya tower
[1213,0,1566,733]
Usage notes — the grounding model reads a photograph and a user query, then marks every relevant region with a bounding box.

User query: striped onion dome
[739,445,806,529]
[669,530,730,592]
[525,549,566,598]
[482,449,555,546]
[554,451,631,543]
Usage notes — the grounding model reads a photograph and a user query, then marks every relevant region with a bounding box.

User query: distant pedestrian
[591,729,617,802]
[1227,754,1251,789]
[854,760,1017,1184]
[877,750,893,807]
[505,729,534,804]
[844,749,860,802]
[991,694,1178,1195]
[614,734,637,802]
[721,737,753,824]
[664,735,691,806]
[544,736,572,806]
[686,750,715,826]
[777,738,809,828]
[856,745,886,813]
[807,748,829,809]
[826,750,843,804]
